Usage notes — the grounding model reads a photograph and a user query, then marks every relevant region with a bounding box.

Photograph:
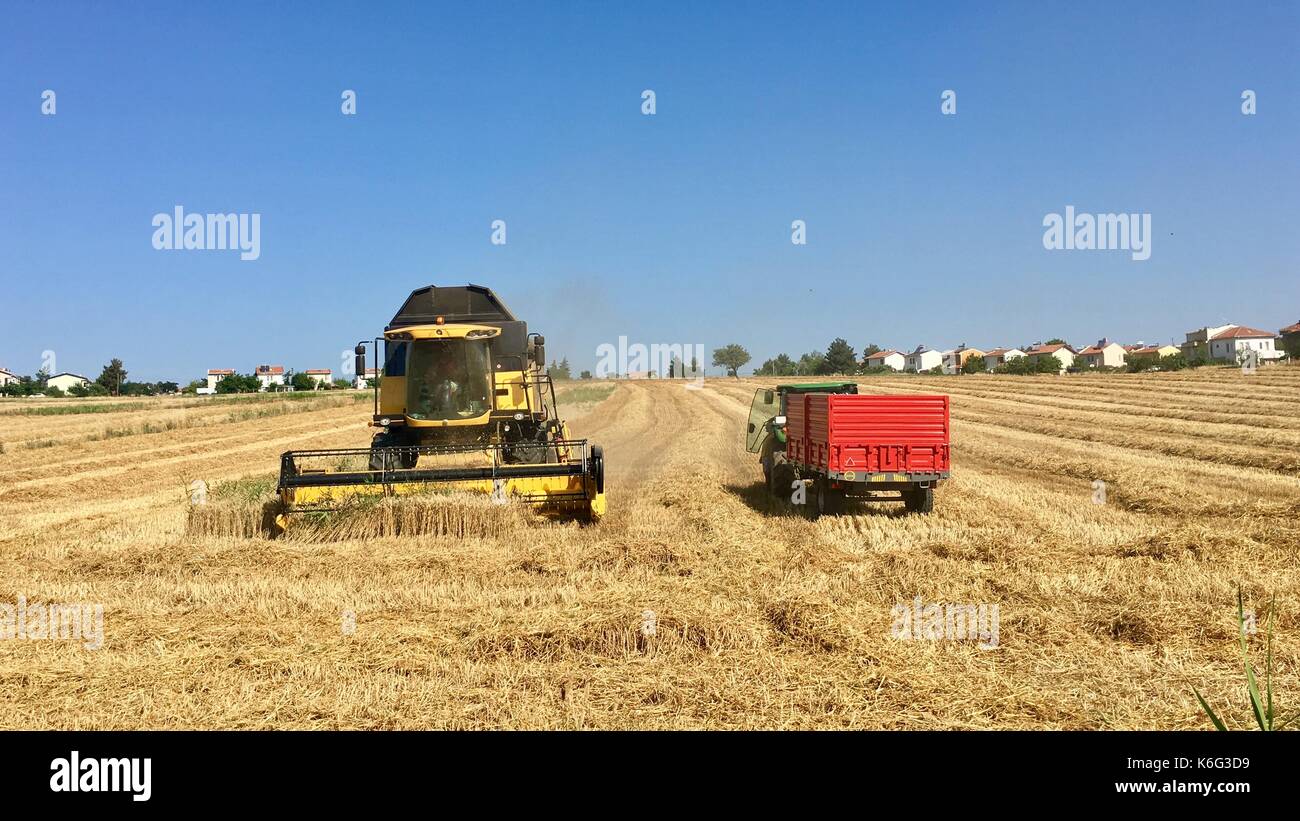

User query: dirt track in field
[0,370,1297,729]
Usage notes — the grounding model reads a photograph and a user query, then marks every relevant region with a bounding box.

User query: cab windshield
[406,339,493,420]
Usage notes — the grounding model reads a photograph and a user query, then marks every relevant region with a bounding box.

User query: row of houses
[202,364,379,393]
[863,320,1298,374]
[0,369,93,391]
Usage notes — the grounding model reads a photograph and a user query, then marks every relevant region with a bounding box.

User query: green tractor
[745,381,858,497]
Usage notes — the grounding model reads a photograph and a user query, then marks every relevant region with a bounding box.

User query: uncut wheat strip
[858,377,1300,418]
[950,406,1300,474]
[0,417,368,497]
[852,380,1300,433]
[0,403,366,485]
[952,420,1300,515]
[0,396,335,443]
[895,385,1300,449]
[0,422,370,542]
[857,371,1300,406]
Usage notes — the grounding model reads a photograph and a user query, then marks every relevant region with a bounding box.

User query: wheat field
[0,369,1297,729]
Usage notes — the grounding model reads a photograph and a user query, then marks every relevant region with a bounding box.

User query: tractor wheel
[770,463,795,499]
[905,485,934,514]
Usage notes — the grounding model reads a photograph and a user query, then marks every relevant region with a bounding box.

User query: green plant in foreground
[1194,590,1295,730]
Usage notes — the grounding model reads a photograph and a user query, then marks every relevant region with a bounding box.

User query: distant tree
[155,381,179,394]
[1162,353,1190,370]
[1034,356,1063,374]
[859,344,882,372]
[216,373,259,394]
[290,372,316,392]
[68,382,92,397]
[712,344,751,377]
[668,355,684,378]
[822,338,857,375]
[43,384,65,398]
[924,365,945,375]
[549,358,572,380]
[87,383,110,396]
[332,378,352,390]
[795,351,825,376]
[182,379,205,394]
[1045,338,1067,346]
[34,366,50,389]
[579,370,593,380]
[960,355,984,374]
[756,353,797,377]
[96,359,128,396]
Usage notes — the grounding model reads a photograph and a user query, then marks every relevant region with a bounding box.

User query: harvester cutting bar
[276,438,605,522]
[279,438,593,485]
[281,461,587,488]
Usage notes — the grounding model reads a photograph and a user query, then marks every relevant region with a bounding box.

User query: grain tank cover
[387,284,518,329]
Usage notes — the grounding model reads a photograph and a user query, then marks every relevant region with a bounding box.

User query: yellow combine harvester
[276,284,605,527]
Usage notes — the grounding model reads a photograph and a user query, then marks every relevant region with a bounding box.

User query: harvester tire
[590,445,605,493]
[368,432,418,471]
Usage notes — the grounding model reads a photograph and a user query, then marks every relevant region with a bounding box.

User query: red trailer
[776,392,950,515]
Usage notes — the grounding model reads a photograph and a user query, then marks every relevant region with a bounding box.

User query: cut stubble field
[0,370,1297,729]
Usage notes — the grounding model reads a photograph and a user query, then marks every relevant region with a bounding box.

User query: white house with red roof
[1208,326,1283,363]
[254,364,286,390]
[1025,343,1076,372]
[1181,324,1237,360]
[903,346,943,373]
[982,348,1025,370]
[354,367,380,389]
[305,368,332,388]
[864,349,904,371]
[205,368,234,392]
[1075,339,1127,369]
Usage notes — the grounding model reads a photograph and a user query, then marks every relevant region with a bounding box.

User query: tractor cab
[745,382,857,453]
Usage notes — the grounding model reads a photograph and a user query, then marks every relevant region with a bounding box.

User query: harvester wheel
[590,445,604,493]
[368,432,418,471]
[905,486,934,514]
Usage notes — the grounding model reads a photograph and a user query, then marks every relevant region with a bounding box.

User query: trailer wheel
[817,480,845,516]
[905,485,934,514]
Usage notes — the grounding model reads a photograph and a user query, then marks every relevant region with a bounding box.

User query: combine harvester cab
[276,284,606,530]
[747,383,950,516]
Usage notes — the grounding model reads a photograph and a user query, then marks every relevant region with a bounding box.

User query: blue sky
[2,1,1297,381]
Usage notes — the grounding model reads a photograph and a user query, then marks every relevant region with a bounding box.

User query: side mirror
[354,345,367,380]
